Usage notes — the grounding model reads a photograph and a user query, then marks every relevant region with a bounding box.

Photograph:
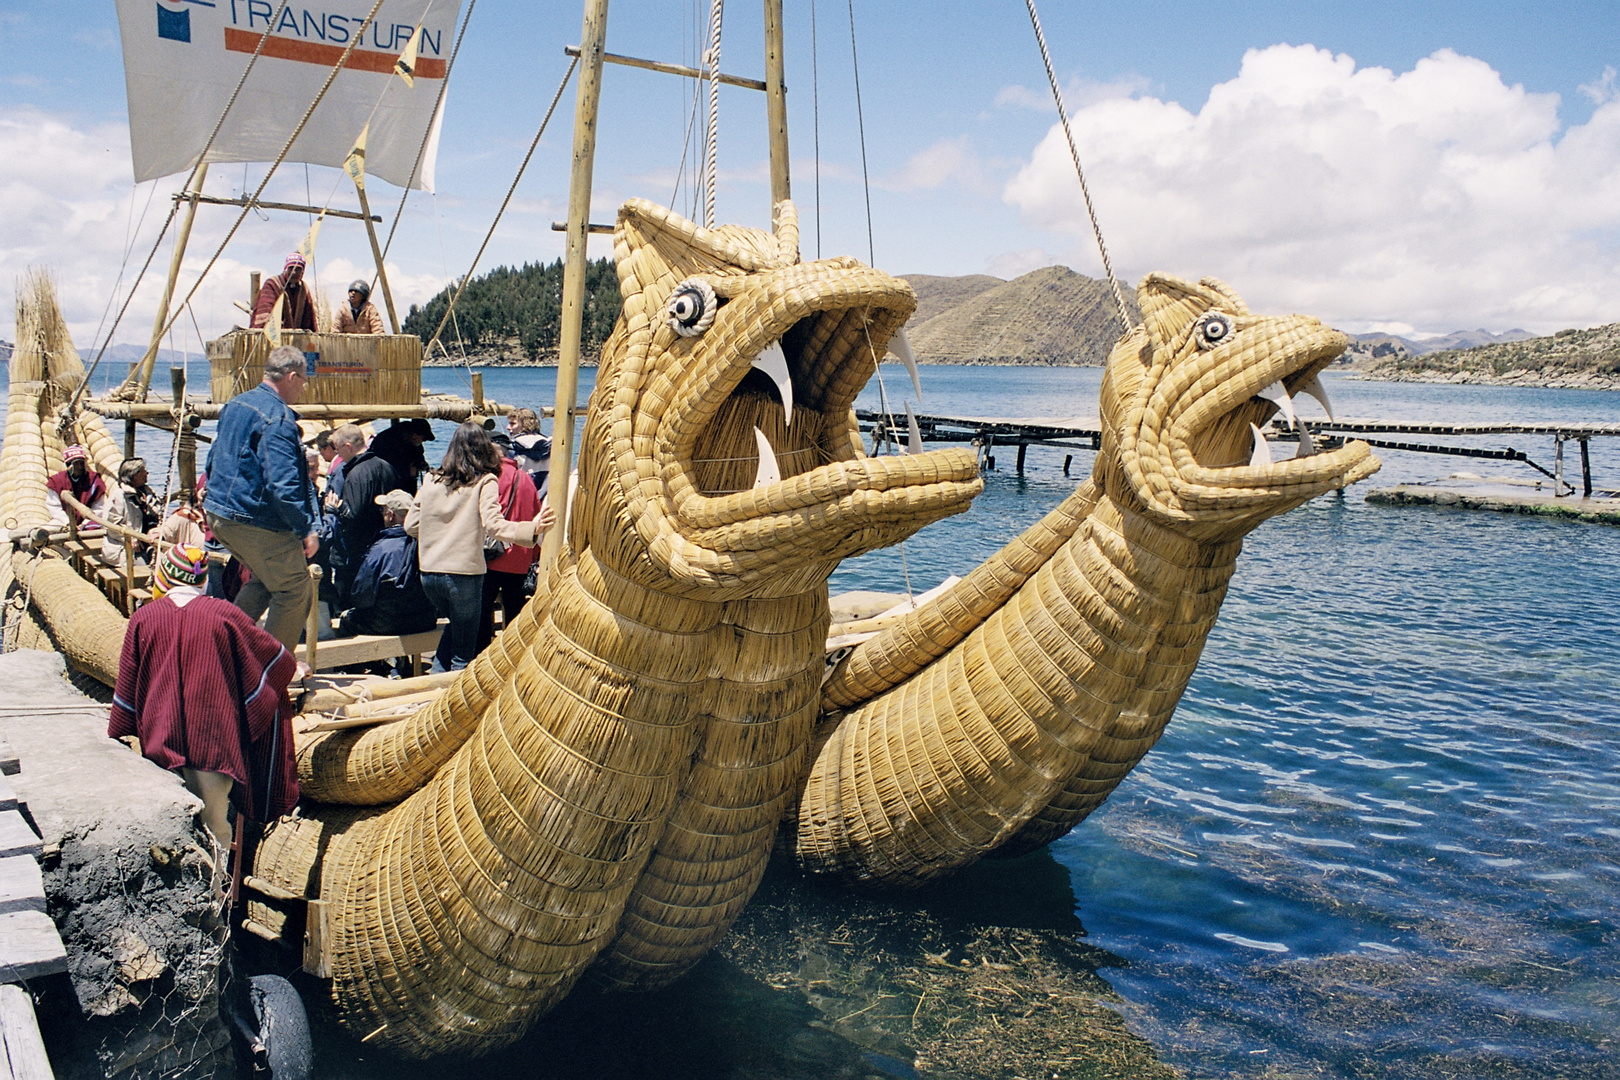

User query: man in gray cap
[335,278,384,335]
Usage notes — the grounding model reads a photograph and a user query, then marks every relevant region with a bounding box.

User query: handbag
[483,474,519,562]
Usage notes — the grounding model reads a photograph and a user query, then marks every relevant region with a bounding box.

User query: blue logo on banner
[156,3,191,42]
[305,352,320,377]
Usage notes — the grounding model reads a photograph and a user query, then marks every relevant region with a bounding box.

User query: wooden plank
[0,858,46,916]
[312,627,442,671]
[0,983,53,1080]
[0,911,68,981]
[0,778,16,814]
[303,900,330,978]
[243,875,300,903]
[0,739,15,777]
[0,816,39,861]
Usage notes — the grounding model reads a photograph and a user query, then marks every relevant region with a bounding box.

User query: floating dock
[1366,475,1620,524]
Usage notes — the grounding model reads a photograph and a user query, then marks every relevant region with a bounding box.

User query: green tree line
[402,257,622,361]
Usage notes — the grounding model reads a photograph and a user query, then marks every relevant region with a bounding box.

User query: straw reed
[795,274,1382,885]
[208,331,422,405]
[257,199,981,1057]
[2,275,147,669]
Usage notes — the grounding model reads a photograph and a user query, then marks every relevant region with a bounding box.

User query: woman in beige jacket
[405,422,554,670]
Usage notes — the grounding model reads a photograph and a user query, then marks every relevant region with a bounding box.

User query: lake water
[8,361,1619,1078]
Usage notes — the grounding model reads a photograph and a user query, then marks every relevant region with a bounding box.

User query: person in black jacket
[330,447,399,604]
[367,419,434,495]
[342,491,436,642]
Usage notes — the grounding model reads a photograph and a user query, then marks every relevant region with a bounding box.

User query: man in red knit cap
[109,545,307,847]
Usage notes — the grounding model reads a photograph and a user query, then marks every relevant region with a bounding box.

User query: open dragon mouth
[657,260,982,550]
[1119,279,1381,528]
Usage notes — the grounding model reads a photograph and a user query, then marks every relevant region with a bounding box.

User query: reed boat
[4,0,1381,1061]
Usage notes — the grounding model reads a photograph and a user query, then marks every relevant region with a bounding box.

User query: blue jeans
[421,571,483,671]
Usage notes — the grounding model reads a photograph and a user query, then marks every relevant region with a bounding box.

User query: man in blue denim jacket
[203,344,318,648]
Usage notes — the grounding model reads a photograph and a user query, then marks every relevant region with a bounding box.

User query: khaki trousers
[206,515,310,648]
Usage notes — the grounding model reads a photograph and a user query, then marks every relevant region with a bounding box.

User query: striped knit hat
[62,444,88,463]
[153,545,208,597]
[284,252,306,271]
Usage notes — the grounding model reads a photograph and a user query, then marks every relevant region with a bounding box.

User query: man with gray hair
[203,344,318,648]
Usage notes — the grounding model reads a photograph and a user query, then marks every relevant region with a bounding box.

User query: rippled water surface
[10,362,1618,1077]
[454,365,1620,1079]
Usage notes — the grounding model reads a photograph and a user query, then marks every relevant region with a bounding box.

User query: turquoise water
[10,362,1619,1077]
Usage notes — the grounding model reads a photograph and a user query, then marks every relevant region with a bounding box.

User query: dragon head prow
[578,199,982,597]
[1097,273,1380,542]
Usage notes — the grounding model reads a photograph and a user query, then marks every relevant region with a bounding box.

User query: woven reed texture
[4,273,135,682]
[209,331,422,405]
[794,273,1382,885]
[258,198,982,1057]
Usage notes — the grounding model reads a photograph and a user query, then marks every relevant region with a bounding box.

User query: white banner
[116,0,461,191]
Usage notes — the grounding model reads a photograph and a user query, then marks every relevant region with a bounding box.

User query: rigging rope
[1022,0,1134,333]
[79,0,297,410]
[376,0,479,289]
[421,57,580,361]
[701,0,725,228]
[133,0,391,386]
[811,0,821,259]
[845,0,875,266]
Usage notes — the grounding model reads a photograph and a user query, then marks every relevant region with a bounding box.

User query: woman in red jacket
[479,435,542,652]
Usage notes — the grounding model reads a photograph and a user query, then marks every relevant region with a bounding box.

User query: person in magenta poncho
[250,252,317,333]
[108,545,307,846]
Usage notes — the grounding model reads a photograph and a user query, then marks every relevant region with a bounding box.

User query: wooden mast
[763,0,790,208]
[134,164,208,400]
[543,0,611,567]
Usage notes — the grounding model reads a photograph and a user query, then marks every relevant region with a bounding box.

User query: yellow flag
[298,210,327,266]
[394,25,424,88]
[266,292,285,346]
[343,124,368,190]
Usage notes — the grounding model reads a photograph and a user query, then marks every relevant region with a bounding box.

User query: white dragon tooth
[1249,423,1273,468]
[1255,380,1297,428]
[753,427,781,488]
[889,327,924,400]
[752,341,794,428]
[1293,422,1317,459]
[905,402,924,455]
[1296,371,1335,420]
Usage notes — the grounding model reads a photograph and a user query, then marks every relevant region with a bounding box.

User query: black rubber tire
[250,974,312,1080]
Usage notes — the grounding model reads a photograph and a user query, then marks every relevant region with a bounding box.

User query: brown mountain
[901,266,1139,366]
[1362,322,1620,389]
[902,274,1005,326]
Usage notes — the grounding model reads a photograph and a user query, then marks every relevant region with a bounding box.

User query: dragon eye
[1195,312,1233,350]
[667,278,718,337]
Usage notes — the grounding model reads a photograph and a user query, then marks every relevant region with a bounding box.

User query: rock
[0,651,233,1079]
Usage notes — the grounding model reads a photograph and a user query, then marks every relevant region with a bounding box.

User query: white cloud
[1004,45,1620,334]
[1581,66,1618,106]
[0,106,453,352]
[880,136,990,193]
[995,74,1152,113]
[986,248,1062,279]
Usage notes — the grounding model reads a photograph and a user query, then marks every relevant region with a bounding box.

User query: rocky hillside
[901,266,1138,366]
[1361,323,1620,389]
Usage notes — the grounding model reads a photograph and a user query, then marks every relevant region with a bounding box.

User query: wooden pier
[855,410,1618,498]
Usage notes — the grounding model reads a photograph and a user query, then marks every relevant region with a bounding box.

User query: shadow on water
[302,847,1175,1080]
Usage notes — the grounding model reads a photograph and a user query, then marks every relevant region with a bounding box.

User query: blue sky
[3,0,1617,350]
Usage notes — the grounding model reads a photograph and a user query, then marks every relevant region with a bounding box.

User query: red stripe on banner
[224,26,447,78]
